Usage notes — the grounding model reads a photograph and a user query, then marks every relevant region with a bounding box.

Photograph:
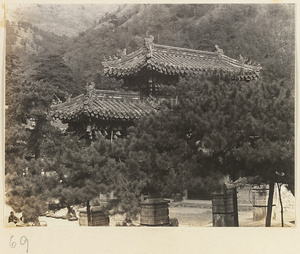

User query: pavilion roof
[50,86,156,122]
[102,37,261,81]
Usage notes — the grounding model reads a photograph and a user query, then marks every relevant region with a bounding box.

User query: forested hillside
[6,4,295,95]
[63,4,295,86]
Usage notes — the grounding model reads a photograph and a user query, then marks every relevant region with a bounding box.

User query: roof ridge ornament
[215,45,224,55]
[65,92,72,102]
[122,48,127,57]
[144,35,154,59]
[84,82,95,106]
[52,94,62,105]
[239,54,246,64]
[115,48,127,59]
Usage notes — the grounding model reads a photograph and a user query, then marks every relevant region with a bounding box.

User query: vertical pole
[277,183,284,227]
[148,74,153,96]
[233,187,239,227]
[265,181,275,227]
[223,185,228,226]
[87,200,91,226]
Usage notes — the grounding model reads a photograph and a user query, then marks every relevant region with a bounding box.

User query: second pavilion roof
[50,85,156,122]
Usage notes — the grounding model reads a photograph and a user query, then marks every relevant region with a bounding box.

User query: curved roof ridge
[102,47,145,67]
[50,94,85,110]
[102,37,261,79]
[50,89,156,121]
[153,43,219,57]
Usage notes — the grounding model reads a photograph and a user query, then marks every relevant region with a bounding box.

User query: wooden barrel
[140,198,169,226]
[78,206,109,226]
[212,188,235,227]
[252,186,269,221]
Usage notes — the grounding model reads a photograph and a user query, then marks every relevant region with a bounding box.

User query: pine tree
[113,75,294,220]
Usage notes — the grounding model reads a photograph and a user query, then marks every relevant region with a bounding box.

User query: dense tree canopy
[120,76,294,199]
[36,76,293,218]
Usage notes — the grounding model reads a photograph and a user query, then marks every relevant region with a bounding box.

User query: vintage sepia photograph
[3,2,295,231]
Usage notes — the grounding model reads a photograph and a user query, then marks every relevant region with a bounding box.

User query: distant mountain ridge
[6,4,121,37]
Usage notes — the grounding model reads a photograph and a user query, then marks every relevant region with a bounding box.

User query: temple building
[102,36,261,98]
[50,37,261,140]
[50,83,156,141]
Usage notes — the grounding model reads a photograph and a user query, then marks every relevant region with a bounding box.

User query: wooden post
[265,181,275,227]
[147,74,153,96]
[86,200,91,226]
[232,187,239,227]
[277,183,284,227]
[183,189,188,200]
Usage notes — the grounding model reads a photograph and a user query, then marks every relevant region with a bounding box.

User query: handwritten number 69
[9,236,29,253]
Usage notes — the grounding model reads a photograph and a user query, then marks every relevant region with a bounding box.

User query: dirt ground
[169,206,212,227]
[5,185,295,227]
[35,204,294,227]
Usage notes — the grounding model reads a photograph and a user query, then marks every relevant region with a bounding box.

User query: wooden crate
[78,206,109,226]
[252,186,268,221]
[140,198,169,226]
[212,188,236,227]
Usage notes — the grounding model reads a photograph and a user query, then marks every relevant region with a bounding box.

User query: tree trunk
[148,185,160,199]
[86,200,91,226]
[265,181,275,227]
[67,205,71,215]
[67,205,75,216]
[148,190,160,199]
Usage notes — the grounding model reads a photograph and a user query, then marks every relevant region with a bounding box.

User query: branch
[225,175,263,189]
